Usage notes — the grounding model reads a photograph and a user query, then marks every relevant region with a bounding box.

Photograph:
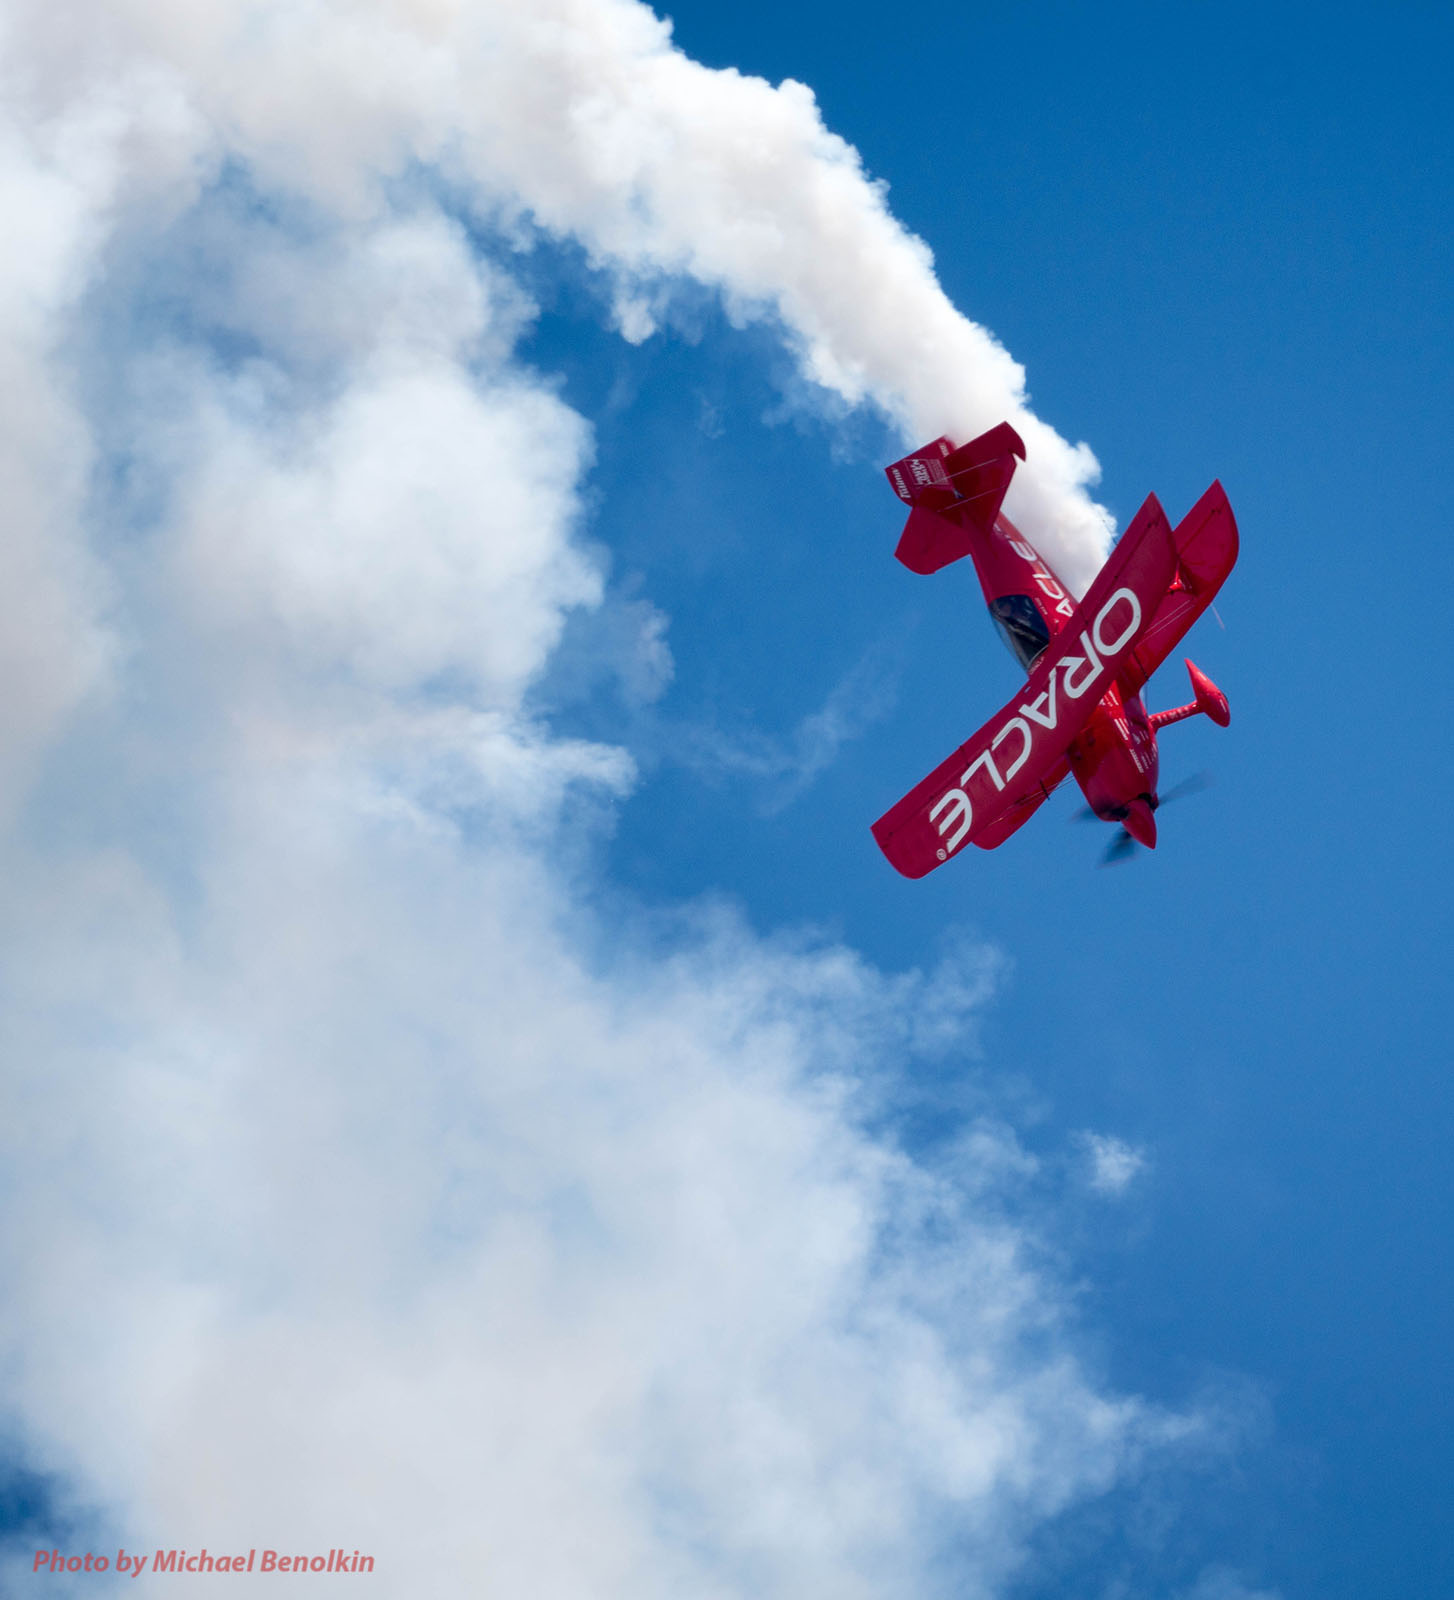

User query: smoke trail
[3,0,1111,590]
[0,5,1198,1599]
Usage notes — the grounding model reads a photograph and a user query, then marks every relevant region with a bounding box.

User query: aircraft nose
[1123,798,1158,849]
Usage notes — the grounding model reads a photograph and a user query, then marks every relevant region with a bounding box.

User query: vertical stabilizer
[885,422,1027,575]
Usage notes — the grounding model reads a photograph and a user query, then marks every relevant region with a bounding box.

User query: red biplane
[871,422,1238,875]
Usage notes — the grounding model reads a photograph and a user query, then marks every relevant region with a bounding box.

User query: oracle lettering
[925,583,1148,855]
[1019,670,1059,730]
[989,717,1032,781]
[1091,587,1141,656]
[930,788,973,855]
[964,747,1003,792]
[1035,573,1074,616]
[1059,633,1103,698]
[1004,538,1074,617]
[962,713,1034,799]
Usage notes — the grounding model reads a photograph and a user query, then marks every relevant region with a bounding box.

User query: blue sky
[0,3,1450,1598]
[533,5,1454,1593]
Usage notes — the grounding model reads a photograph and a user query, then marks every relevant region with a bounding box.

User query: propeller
[1101,829,1139,866]
[1157,770,1214,806]
[1086,772,1215,865]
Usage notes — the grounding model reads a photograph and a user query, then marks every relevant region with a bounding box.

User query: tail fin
[1149,659,1230,731]
[885,422,1026,575]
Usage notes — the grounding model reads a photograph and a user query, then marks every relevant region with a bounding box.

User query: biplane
[872,423,1238,875]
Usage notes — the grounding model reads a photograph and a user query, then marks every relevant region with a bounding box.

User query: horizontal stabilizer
[1149,659,1230,731]
[894,505,974,577]
[886,422,1027,576]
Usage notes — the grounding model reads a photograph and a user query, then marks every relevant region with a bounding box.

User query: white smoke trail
[3,0,1111,591]
[0,4,1213,1598]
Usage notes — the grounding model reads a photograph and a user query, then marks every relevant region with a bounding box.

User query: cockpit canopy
[988,594,1051,673]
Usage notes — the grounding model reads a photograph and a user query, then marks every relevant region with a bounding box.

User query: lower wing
[971,759,1071,851]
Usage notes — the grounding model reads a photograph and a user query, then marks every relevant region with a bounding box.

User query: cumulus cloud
[1,837,1171,1598]
[0,110,116,817]
[0,2,1211,1596]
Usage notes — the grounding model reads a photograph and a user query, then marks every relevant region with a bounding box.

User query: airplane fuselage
[968,514,1162,840]
[873,421,1235,875]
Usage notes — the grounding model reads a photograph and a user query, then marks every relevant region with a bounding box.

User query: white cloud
[173,354,599,698]
[1175,1566,1285,1600]
[1079,1132,1149,1196]
[0,113,116,818]
[0,792,1174,1598]
[0,3,1226,1596]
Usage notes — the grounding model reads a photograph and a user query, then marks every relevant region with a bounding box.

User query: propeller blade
[1157,770,1214,807]
[1100,829,1139,866]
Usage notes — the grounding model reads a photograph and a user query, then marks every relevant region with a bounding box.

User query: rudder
[885,422,1027,576]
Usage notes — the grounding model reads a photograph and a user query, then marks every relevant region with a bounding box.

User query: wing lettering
[871,496,1179,877]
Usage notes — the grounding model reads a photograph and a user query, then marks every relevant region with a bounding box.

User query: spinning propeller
[1072,773,1214,865]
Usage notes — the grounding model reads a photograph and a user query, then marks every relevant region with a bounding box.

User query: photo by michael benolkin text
[31,1548,376,1576]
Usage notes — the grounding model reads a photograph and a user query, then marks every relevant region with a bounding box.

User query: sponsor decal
[1007,537,1074,618]
[930,587,1143,857]
[929,788,972,856]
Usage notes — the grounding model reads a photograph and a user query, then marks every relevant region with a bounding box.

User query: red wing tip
[870,820,938,879]
[1182,479,1234,523]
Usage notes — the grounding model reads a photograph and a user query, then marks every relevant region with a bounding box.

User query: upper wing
[871,495,1178,878]
[1115,481,1239,700]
